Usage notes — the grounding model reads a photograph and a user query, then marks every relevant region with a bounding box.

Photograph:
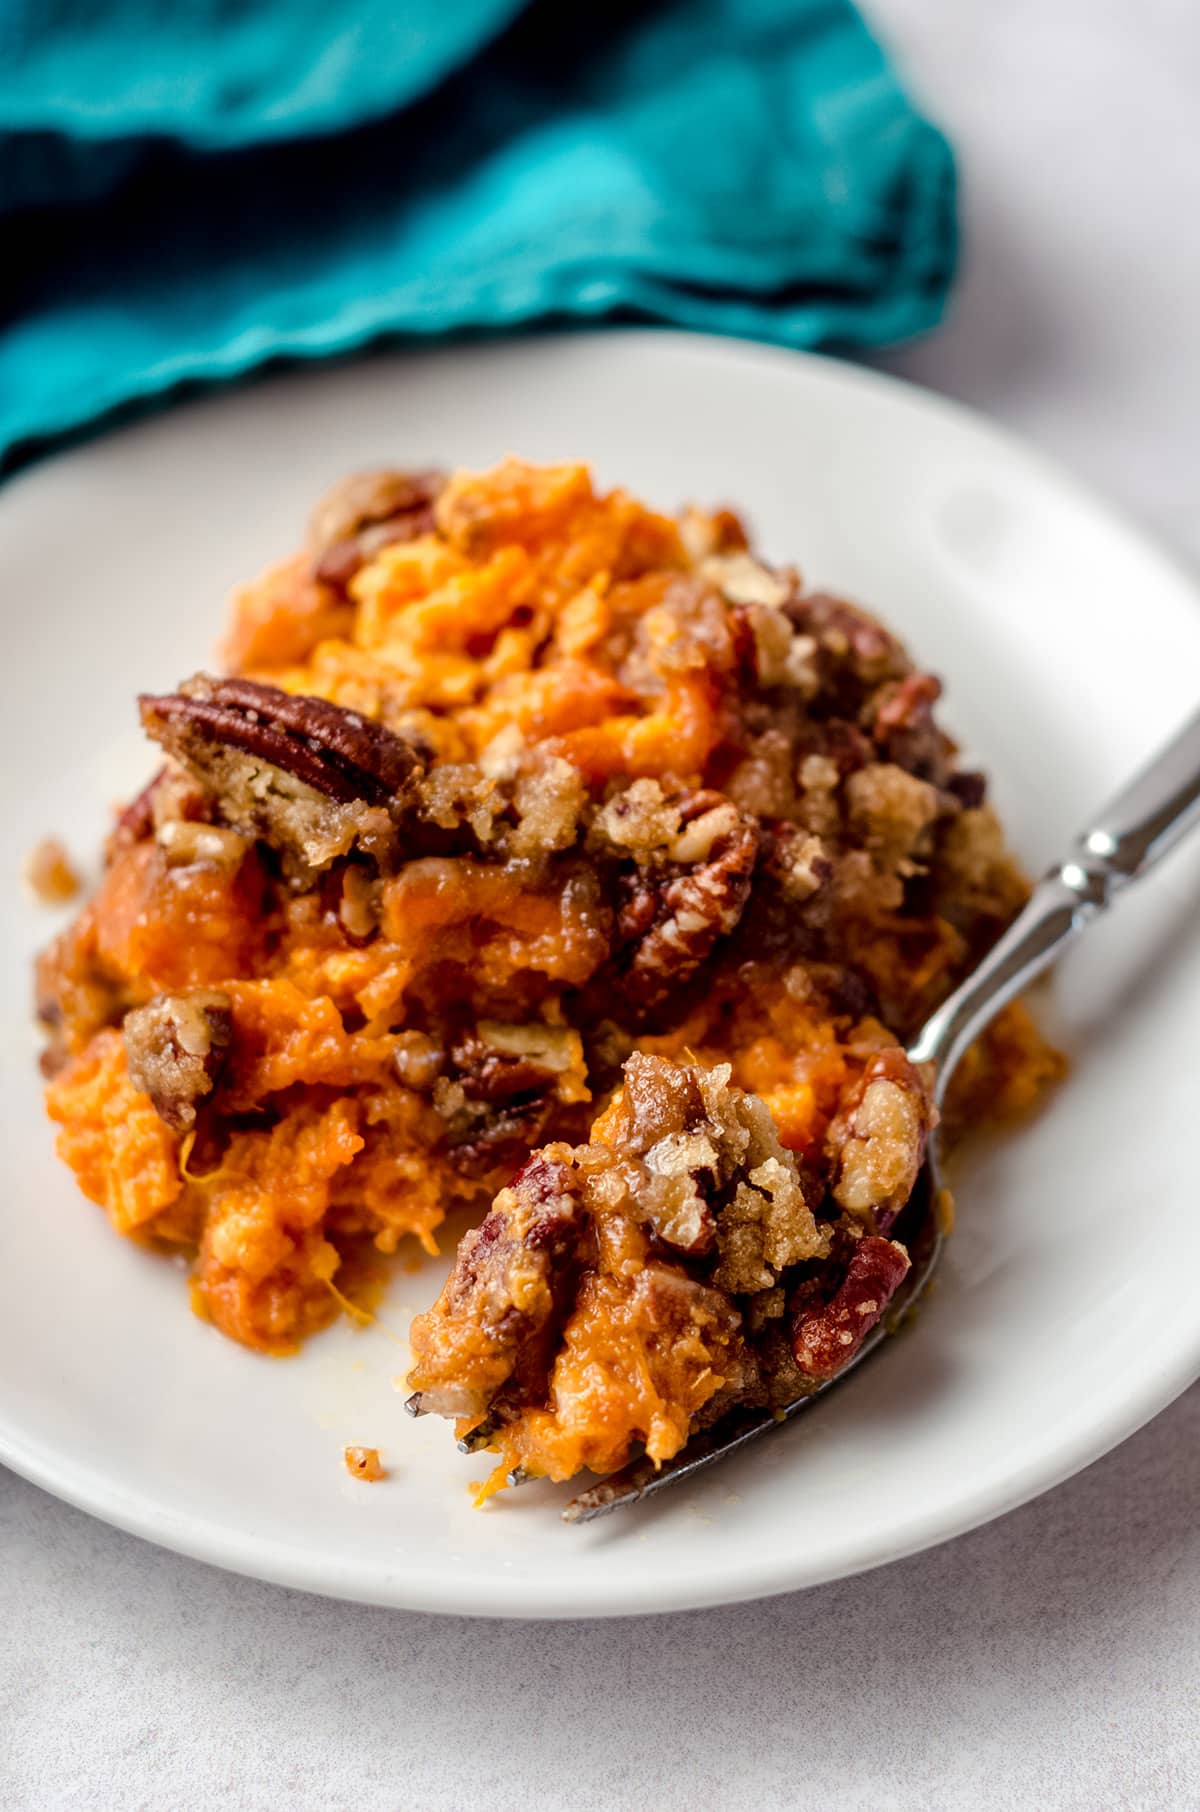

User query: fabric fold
[0,0,956,469]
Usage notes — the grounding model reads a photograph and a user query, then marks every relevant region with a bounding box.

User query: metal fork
[563,705,1200,1523]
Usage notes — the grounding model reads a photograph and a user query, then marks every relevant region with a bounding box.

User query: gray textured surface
[4,3,1199,1805]
[4,1389,1198,1810]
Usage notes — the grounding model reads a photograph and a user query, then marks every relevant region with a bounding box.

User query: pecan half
[123,989,233,1132]
[616,792,760,1011]
[140,676,421,806]
[407,1152,587,1424]
[308,468,444,593]
[790,1236,910,1380]
[139,676,426,878]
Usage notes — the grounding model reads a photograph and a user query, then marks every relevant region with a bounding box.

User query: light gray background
[4,4,1198,1806]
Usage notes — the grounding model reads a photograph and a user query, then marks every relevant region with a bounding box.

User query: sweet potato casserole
[37,458,1060,1498]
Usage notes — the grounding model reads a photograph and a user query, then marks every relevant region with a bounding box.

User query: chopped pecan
[616,1049,708,1157]
[786,591,905,683]
[139,676,427,877]
[457,1053,559,1106]
[407,1152,587,1423]
[798,719,875,781]
[105,768,165,858]
[308,468,444,592]
[639,1142,719,1257]
[392,1030,446,1092]
[107,764,218,863]
[678,503,751,562]
[591,778,684,858]
[631,1262,752,1397]
[764,822,832,903]
[616,791,759,1010]
[156,821,250,873]
[116,774,160,842]
[430,1023,584,1175]
[733,602,818,693]
[827,1049,931,1230]
[603,1054,826,1276]
[452,1022,577,1106]
[873,670,941,737]
[332,862,382,943]
[790,1236,910,1380]
[698,552,794,610]
[870,671,953,785]
[597,1054,718,1256]
[794,961,878,1023]
[123,989,233,1132]
[948,770,988,810]
[443,1098,559,1182]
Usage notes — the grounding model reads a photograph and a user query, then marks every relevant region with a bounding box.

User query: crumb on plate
[344,1444,386,1482]
[24,837,81,905]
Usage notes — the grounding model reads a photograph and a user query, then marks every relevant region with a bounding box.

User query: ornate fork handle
[909,705,1200,1096]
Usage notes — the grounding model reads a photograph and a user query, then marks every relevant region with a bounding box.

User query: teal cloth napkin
[0,0,956,470]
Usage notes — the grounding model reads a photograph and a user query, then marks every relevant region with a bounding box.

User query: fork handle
[908,705,1200,1093]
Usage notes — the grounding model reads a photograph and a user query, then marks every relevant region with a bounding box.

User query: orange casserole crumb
[344,1445,386,1483]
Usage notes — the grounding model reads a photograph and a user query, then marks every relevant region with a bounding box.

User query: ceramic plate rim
[3,328,1199,1618]
[3,1303,1198,1618]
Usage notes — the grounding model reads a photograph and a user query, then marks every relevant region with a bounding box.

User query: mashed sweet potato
[38,458,1060,1486]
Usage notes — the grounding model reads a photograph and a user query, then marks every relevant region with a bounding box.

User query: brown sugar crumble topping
[36,457,1062,1496]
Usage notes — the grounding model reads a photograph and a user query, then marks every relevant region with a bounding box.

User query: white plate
[3,330,1199,1619]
